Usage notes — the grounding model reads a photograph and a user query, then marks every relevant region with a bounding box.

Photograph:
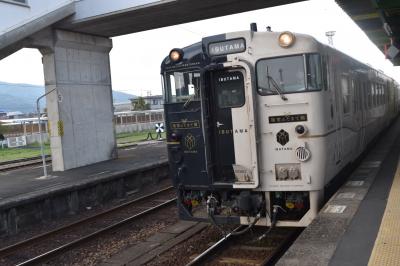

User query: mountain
[0,81,136,113]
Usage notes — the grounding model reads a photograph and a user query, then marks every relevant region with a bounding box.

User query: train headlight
[288,167,299,180]
[169,49,183,62]
[278,31,296,48]
[275,163,301,181]
[295,124,308,136]
[277,167,288,180]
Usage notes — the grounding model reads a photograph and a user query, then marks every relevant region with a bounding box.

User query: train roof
[161,29,398,85]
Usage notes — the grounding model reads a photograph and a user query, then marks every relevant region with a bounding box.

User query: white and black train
[161,24,400,227]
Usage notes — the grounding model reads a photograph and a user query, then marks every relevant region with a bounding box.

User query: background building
[142,95,164,110]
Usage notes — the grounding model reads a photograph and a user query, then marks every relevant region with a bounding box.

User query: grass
[116,131,165,145]
[0,131,165,162]
[0,143,51,163]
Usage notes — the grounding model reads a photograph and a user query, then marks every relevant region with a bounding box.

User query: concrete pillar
[41,30,116,171]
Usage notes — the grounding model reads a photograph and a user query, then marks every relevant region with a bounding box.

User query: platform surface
[278,117,400,266]
[0,141,167,208]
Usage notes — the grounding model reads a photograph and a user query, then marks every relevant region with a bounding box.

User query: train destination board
[269,114,308,124]
[171,120,201,129]
[209,38,246,56]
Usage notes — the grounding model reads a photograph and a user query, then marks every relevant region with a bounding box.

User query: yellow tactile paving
[369,159,400,266]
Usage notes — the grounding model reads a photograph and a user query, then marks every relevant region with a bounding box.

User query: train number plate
[269,114,307,124]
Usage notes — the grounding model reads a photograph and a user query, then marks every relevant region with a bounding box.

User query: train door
[164,71,208,187]
[210,70,243,183]
[358,80,367,151]
[331,59,342,164]
[353,78,363,154]
[208,63,259,189]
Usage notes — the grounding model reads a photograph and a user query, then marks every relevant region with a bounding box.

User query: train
[160,23,400,228]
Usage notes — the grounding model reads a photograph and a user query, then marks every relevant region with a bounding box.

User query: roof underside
[57,0,305,37]
[336,0,400,66]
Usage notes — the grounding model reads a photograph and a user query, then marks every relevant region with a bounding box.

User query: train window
[341,76,350,114]
[165,71,200,103]
[306,54,323,90]
[367,84,371,108]
[256,55,306,95]
[384,85,388,103]
[353,80,358,113]
[256,54,323,96]
[378,85,382,105]
[364,82,368,110]
[376,85,379,106]
[214,71,245,108]
[322,56,329,90]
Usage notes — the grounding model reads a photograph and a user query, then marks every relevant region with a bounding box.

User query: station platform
[278,117,400,266]
[0,141,168,236]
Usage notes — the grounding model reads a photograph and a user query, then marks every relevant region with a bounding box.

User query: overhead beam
[56,0,305,37]
[336,0,400,66]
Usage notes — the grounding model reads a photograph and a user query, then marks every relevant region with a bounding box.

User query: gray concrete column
[41,30,116,171]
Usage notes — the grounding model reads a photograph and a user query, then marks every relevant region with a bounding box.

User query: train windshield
[256,54,322,95]
[165,71,201,103]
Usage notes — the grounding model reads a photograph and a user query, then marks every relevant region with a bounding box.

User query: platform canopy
[336,0,400,66]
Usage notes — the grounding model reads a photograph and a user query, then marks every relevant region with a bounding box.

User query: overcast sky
[0,0,399,97]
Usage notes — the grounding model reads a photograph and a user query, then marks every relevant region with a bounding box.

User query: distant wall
[115,121,163,134]
[26,132,49,144]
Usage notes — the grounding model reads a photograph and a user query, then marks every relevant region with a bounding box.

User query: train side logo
[185,133,196,150]
[276,129,289,146]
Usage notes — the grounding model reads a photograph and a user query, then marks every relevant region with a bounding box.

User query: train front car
[161,28,328,228]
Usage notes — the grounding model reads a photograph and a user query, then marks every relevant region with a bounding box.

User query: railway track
[0,156,51,172]
[0,186,176,266]
[187,226,302,266]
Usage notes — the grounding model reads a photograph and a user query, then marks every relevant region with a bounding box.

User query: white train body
[161,27,400,227]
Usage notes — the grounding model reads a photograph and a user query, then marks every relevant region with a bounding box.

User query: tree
[0,122,7,141]
[131,97,150,111]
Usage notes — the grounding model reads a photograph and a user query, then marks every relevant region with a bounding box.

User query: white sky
[0,0,399,96]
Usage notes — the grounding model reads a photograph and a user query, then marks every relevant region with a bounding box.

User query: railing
[2,110,165,137]
[113,110,164,125]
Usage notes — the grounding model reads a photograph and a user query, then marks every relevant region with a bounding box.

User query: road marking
[336,192,356,199]
[35,175,58,180]
[324,205,347,214]
[346,181,364,187]
[124,147,137,151]
[88,171,111,177]
[361,161,381,168]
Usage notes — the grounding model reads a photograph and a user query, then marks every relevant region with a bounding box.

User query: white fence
[0,133,49,148]
[115,121,164,134]
[7,136,27,148]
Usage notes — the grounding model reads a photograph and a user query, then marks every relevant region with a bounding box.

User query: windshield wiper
[267,75,288,101]
[183,95,193,109]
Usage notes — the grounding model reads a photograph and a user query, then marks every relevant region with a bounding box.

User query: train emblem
[276,130,289,146]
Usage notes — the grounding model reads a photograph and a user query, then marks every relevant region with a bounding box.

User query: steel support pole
[36,88,57,178]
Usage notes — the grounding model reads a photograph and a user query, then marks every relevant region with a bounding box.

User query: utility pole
[325,31,336,46]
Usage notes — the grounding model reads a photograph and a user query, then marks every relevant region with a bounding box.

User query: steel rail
[186,225,245,266]
[0,155,50,166]
[0,186,174,259]
[261,229,302,266]
[187,226,302,266]
[0,157,52,172]
[17,197,177,266]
